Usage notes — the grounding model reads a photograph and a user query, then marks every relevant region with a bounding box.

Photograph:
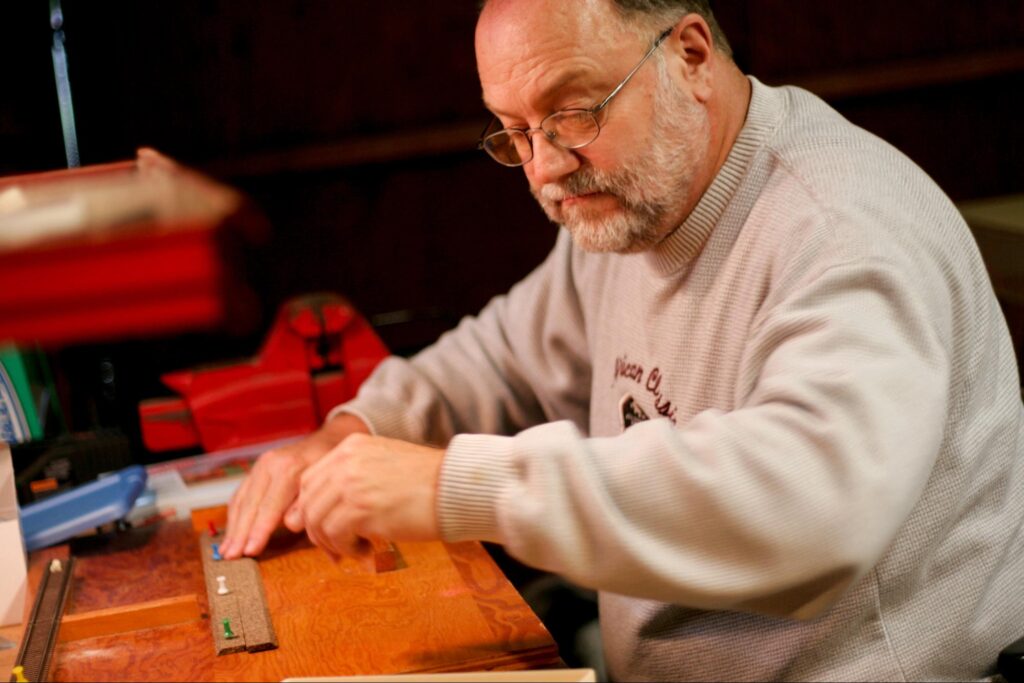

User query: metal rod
[49,0,80,168]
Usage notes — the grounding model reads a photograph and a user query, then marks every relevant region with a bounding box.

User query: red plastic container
[0,149,266,347]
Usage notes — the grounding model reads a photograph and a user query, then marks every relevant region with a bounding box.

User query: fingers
[305,521,343,561]
[298,450,365,560]
[242,472,306,557]
[223,447,307,559]
[305,518,341,562]
[222,473,268,558]
[221,426,359,559]
[223,479,248,555]
[297,467,343,543]
[291,433,444,561]
[306,504,363,561]
[284,500,304,532]
[293,434,446,558]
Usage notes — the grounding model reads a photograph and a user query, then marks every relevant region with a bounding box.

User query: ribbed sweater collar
[645,76,783,276]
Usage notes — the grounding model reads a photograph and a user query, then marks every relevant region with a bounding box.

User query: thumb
[284,501,304,532]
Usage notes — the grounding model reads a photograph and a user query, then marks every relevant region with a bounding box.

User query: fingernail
[244,538,257,556]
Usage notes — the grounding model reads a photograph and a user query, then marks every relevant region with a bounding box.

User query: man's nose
[527,134,580,187]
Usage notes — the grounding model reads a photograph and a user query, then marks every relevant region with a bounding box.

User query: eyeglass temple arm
[592,26,674,114]
[476,24,674,147]
[477,118,496,148]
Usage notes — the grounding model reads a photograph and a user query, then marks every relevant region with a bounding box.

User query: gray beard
[533,70,710,254]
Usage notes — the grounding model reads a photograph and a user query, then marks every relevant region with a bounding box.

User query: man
[223,0,1024,679]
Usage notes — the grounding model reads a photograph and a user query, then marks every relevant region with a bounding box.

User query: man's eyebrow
[482,68,596,118]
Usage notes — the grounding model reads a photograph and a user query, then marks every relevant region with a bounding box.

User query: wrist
[324,412,370,439]
[305,413,370,465]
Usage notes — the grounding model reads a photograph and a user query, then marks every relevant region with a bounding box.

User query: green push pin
[222,618,237,639]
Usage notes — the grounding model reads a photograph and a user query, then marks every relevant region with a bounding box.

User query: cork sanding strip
[199,534,278,655]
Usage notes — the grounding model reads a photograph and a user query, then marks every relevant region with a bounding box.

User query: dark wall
[1,1,1022,437]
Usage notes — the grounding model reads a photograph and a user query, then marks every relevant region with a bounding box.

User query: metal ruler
[11,557,75,683]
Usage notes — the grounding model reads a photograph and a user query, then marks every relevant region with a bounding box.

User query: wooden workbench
[0,508,561,681]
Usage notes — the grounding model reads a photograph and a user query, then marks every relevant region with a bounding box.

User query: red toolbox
[0,149,266,347]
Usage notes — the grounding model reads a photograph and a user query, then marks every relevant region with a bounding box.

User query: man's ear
[664,14,715,102]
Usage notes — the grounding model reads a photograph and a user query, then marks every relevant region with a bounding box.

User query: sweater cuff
[438,433,518,542]
[324,398,426,441]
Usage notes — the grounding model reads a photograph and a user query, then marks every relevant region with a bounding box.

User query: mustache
[538,168,620,203]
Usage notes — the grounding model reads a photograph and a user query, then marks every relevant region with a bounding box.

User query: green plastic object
[0,345,43,443]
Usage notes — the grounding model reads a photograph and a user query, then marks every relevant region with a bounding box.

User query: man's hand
[221,413,370,559]
[292,433,444,560]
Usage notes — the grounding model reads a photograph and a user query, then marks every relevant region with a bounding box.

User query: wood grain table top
[0,508,561,681]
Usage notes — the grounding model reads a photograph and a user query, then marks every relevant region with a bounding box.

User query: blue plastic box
[19,465,147,552]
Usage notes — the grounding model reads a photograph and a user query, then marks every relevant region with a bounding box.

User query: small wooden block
[59,594,202,642]
[370,538,404,573]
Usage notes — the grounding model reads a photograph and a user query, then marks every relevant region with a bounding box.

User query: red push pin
[208,520,218,537]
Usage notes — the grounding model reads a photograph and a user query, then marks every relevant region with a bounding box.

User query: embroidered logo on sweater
[620,394,650,430]
[614,354,678,426]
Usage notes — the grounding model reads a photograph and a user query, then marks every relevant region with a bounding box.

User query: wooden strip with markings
[198,536,248,655]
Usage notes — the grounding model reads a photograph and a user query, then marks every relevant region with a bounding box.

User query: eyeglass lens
[482,110,601,167]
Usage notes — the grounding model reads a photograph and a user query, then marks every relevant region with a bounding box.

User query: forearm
[335,233,590,444]
[439,260,952,619]
[334,316,548,445]
[441,387,942,620]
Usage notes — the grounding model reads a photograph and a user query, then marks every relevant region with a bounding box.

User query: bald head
[478,0,732,60]
[475,0,751,253]
[477,0,624,52]
[476,0,637,117]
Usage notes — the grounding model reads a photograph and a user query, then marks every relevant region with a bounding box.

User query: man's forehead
[476,0,626,54]
[481,66,595,117]
[476,0,633,113]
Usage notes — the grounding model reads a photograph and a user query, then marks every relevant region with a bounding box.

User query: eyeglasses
[478,26,673,167]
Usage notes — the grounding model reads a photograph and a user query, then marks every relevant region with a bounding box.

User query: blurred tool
[12,557,74,682]
[0,152,266,348]
[12,430,133,507]
[50,0,80,168]
[139,293,390,453]
[19,465,147,552]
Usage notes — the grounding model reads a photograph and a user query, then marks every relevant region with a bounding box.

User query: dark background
[1,0,1022,436]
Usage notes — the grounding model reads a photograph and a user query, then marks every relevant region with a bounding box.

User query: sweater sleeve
[439,257,951,620]
[333,231,592,446]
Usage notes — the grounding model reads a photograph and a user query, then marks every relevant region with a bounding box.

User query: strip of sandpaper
[198,534,276,654]
[234,556,277,652]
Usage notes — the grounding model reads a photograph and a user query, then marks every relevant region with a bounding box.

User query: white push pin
[216,575,229,595]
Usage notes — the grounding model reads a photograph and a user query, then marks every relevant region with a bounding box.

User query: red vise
[139,293,389,453]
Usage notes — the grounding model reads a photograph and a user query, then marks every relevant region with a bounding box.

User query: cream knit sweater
[338,77,1024,681]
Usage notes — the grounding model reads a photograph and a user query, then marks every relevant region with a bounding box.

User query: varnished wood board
[210,535,558,682]
[282,669,596,682]
[12,511,558,681]
[58,594,202,642]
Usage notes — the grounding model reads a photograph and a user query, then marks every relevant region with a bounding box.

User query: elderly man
[223,0,1024,679]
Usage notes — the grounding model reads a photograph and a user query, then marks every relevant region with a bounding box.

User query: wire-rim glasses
[478,26,673,167]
